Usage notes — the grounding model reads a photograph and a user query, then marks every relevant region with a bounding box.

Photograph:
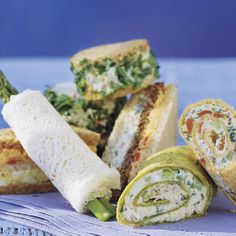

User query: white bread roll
[2,90,120,213]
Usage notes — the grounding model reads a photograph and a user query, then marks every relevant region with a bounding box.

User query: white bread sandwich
[70,39,159,101]
[102,83,178,192]
[0,127,100,194]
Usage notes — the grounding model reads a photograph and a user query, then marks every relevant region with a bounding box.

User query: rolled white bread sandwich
[1,77,120,221]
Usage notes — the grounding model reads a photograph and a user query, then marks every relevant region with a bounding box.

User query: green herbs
[162,169,176,180]
[72,50,159,97]
[44,87,126,135]
[230,128,236,142]
[44,89,74,116]
[0,70,18,103]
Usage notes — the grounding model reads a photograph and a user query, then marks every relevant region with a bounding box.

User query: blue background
[1,0,236,57]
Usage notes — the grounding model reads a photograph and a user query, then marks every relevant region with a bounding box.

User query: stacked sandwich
[69,40,179,194]
[45,39,164,156]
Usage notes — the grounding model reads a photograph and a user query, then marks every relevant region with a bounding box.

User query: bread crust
[0,181,56,194]
[71,39,150,68]
[103,83,178,190]
[0,126,100,194]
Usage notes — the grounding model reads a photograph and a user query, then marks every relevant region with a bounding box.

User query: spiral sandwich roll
[179,99,236,204]
[117,147,215,226]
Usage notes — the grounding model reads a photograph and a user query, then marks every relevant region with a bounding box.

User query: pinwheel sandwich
[179,99,236,204]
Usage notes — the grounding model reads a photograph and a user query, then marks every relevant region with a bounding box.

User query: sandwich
[44,82,126,155]
[179,99,236,205]
[70,39,159,101]
[102,83,178,191]
[2,89,120,220]
[117,146,216,226]
[0,126,100,194]
[44,82,126,135]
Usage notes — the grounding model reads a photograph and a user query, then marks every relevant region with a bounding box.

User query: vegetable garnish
[0,70,18,103]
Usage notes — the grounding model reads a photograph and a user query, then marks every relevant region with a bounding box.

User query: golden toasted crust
[82,75,156,101]
[0,126,100,194]
[0,126,101,166]
[71,39,150,68]
[70,126,101,152]
[0,181,56,194]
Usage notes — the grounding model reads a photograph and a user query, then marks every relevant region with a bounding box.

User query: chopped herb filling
[44,88,126,134]
[71,51,159,97]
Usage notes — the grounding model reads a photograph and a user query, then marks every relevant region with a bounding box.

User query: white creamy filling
[85,51,151,93]
[52,82,78,98]
[121,168,207,223]
[110,102,145,169]
[0,163,48,187]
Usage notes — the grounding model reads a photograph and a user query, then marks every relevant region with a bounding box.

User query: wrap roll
[117,146,215,226]
[179,99,236,204]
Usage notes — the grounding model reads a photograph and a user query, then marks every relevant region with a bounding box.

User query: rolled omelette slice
[179,99,236,204]
[2,90,120,213]
[117,146,216,226]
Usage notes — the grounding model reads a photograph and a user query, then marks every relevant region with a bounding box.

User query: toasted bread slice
[71,39,159,101]
[102,83,178,190]
[71,39,150,67]
[0,127,100,194]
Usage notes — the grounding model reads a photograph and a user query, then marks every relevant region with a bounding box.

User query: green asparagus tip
[87,198,115,221]
[0,70,18,104]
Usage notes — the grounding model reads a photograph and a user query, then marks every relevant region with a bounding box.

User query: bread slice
[71,39,150,67]
[70,39,159,101]
[0,127,100,194]
[102,83,178,191]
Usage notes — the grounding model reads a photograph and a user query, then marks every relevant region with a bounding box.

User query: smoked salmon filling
[179,99,236,204]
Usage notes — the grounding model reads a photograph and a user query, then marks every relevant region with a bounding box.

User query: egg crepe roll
[117,146,216,226]
[179,99,236,204]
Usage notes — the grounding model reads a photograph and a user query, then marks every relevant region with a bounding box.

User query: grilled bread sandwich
[71,39,159,101]
[102,83,178,192]
[0,127,100,194]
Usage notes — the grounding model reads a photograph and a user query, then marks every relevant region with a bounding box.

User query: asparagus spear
[0,70,116,221]
[0,71,18,103]
[88,197,115,221]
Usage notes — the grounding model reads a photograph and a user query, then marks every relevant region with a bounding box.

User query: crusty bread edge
[128,84,178,181]
[71,39,150,67]
[0,181,56,194]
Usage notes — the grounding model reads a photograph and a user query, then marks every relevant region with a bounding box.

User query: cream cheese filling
[121,168,207,224]
[85,51,152,94]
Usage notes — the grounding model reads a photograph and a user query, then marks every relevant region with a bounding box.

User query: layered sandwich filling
[0,163,48,187]
[119,168,207,225]
[103,83,163,183]
[44,84,126,134]
[72,50,159,97]
[109,97,149,170]
[180,102,236,197]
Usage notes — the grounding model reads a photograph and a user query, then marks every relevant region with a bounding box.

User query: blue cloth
[0,58,236,235]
